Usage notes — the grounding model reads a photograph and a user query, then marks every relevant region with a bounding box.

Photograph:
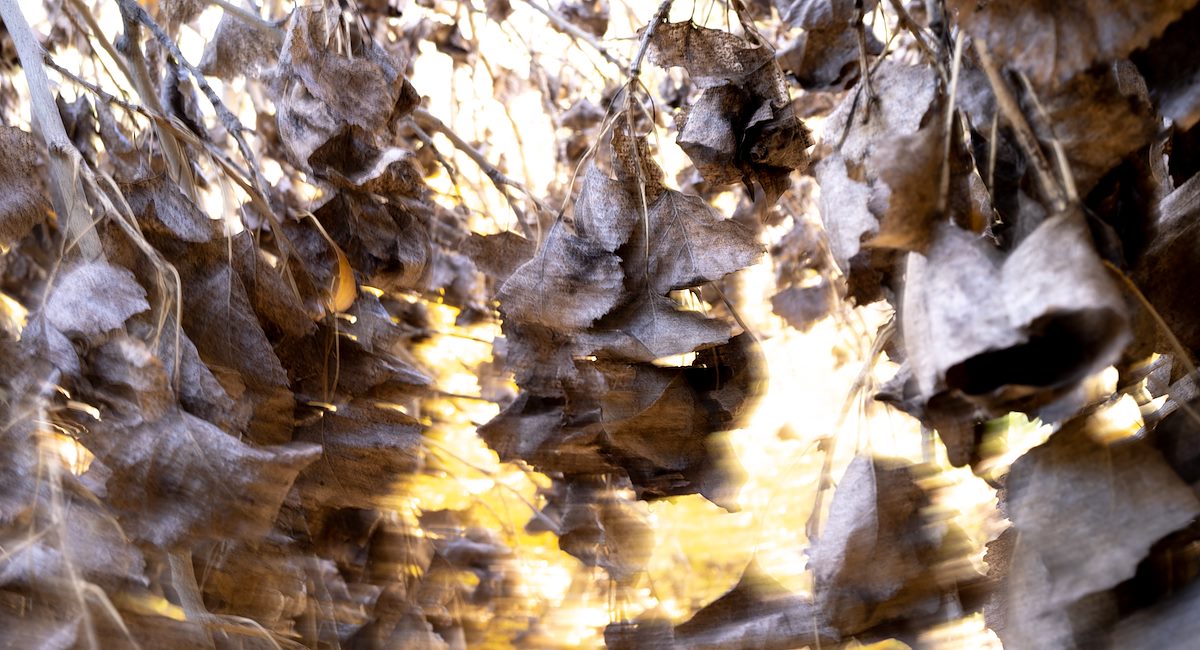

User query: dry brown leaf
[649,22,774,87]
[497,221,623,331]
[771,280,834,331]
[22,315,81,378]
[1110,578,1200,648]
[151,320,251,433]
[198,10,281,81]
[1135,172,1200,353]
[485,0,513,22]
[676,84,748,187]
[0,418,41,525]
[815,60,941,267]
[294,400,424,508]
[309,192,431,292]
[555,0,609,37]
[1029,64,1158,195]
[989,418,1200,648]
[987,536,1119,650]
[155,240,296,444]
[673,560,840,649]
[809,455,941,633]
[868,118,946,252]
[46,261,149,340]
[556,479,653,582]
[196,539,311,631]
[83,406,319,548]
[902,213,1129,426]
[589,293,731,362]
[627,188,763,294]
[124,174,215,243]
[595,362,710,472]
[572,164,642,253]
[649,23,811,199]
[464,231,535,284]
[777,26,880,90]
[774,0,877,29]
[273,7,408,169]
[1132,3,1200,130]
[1006,420,1200,608]
[480,393,593,470]
[88,334,174,423]
[0,483,145,591]
[947,0,1199,87]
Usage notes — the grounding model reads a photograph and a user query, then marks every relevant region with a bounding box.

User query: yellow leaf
[302,212,357,313]
[113,591,188,622]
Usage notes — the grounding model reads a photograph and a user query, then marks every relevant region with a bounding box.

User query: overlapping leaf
[947,0,1199,87]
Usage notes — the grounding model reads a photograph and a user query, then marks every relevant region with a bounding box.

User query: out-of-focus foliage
[2,0,1200,647]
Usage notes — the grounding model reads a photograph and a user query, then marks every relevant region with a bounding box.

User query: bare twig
[207,0,281,34]
[111,1,197,199]
[1016,70,1080,203]
[114,0,267,198]
[63,0,135,89]
[412,107,547,237]
[937,30,965,216]
[0,0,104,261]
[629,0,674,78]
[854,3,876,111]
[974,41,1068,213]
[521,0,628,70]
[423,437,562,535]
[114,0,314,295]
[408,121,464,192]
[885,0,944,82]
[1102,259,1200,432]
[46,57,260,194]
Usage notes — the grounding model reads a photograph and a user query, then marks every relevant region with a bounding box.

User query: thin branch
[46,56,257,189]
[0,0,104,261]
[1015,70,1080,203]
[63,0,135,89]
[110,0,196,198]
[629,0,674,78]
[113,0,266,197]
[207,0,281,34]
[937,30,965,216]
[422,437,562,536]
[411,107,547,237]
[521,0,628,71]
[973,41,1068,213]
[885,0,940,78]
[114,0,312,294]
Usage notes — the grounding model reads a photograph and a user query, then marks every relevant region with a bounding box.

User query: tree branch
[521,0,627,71]
[0,0,104,261]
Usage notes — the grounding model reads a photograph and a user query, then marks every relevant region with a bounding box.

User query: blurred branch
[521,0,628,71]
[207,0,280,33]
[0,0,104,261]
[974,41,1068,213]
